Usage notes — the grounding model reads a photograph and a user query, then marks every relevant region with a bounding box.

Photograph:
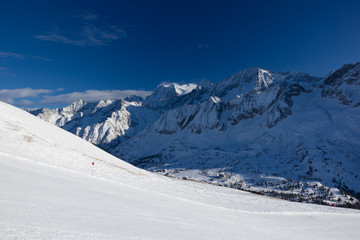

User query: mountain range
[29,62,360,208]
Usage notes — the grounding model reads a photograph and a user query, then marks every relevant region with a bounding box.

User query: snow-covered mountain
[30,98,160,149]
[2,101,360,239]
[29,63,360,208]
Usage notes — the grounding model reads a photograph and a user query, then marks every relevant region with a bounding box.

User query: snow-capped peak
[143,82,198,109]
[156,82,197,96]
[173,83,197,96]
[64,99,87,113]
[213,67,280,101]
[230,67,278,90]
[95,99,114,109]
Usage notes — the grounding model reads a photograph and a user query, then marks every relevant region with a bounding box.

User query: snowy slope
[1,101,360,239]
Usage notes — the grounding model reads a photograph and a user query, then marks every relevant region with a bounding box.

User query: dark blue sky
[1,0,360,107]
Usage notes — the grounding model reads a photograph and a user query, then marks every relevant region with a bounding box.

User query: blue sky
[1,0,360,108]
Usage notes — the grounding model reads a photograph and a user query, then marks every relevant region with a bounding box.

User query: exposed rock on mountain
[322,62,360,106]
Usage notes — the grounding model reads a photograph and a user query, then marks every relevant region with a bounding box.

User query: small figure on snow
[91,162,95,176]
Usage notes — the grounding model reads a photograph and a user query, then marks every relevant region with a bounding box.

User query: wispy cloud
[0,66,15,76]
[31,55,52,62]
[36,25,126,47]
[0,51,51,61]
[198,43,210,49]
[35,33,86,46]
[0,52,25,59]
[73,12,98,21]
[35,11,126,47]
[0,88,152,107]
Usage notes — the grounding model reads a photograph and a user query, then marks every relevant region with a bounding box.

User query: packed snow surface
[1,101,360,240]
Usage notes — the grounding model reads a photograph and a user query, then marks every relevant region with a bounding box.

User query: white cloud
[0,88,54,105]
[0,88,152,107]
